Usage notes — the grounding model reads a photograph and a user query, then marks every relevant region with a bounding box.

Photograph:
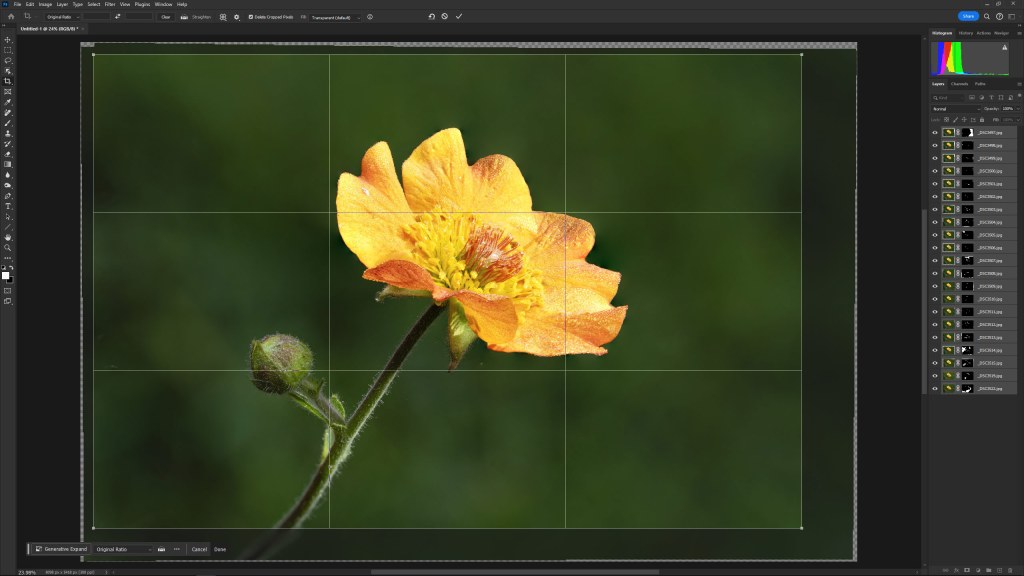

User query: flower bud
[249,334,314,394]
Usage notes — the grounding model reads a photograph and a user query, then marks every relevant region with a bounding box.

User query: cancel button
[187,543,211,556]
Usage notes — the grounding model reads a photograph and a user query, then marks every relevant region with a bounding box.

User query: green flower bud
[447,301,477,372]
[249,334,314,394]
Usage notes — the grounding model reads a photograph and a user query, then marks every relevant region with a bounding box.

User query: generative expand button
[28,543,91,555]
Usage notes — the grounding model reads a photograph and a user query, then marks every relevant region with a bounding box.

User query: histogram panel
[931,41,1011,76]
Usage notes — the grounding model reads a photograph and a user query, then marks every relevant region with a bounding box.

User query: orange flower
[336,128,626,363]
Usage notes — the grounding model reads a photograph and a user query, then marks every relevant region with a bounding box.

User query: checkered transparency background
[89,51,803,531]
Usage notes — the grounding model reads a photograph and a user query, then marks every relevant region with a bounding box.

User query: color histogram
[932,41,1010,76]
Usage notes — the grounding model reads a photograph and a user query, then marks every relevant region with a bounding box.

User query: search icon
[983,12,991,19]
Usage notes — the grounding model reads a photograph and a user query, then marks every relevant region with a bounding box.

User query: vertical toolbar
[0,21,15,575]
[1,26,11,304]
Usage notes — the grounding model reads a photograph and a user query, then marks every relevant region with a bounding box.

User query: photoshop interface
[0,1,1019,575]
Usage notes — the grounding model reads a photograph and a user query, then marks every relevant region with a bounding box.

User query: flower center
[404,212,543,307]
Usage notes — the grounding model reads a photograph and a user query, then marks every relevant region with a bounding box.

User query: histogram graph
[931,41,1010,76]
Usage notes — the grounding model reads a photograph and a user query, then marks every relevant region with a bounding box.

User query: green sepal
[447,301,477,372]
[289,391,329,425]
[375,285,432,302]
[329,394,346,429]
[320,426,334,462]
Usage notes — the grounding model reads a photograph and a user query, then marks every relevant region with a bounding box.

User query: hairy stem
[242,302,445,559]
[344,303,445,442]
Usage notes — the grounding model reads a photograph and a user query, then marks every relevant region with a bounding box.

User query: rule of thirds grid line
[93,526,805,531]
[327,53,332,530]
[92,53,810,57]
[91,52,96,530]
[853,53,860,561]
[91,369,804,373]
[91,211,803,215]
[799,52,805,529]
[563,53,568,531]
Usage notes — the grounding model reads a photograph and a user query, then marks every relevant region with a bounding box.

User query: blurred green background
[91,53,802,530]
[93,55,329,213]
[567,54,801,212]
[566,371,799,528]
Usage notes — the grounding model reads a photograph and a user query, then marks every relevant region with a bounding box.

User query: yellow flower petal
[515,211,565,266]
[566,306,628,352]
[487,309,566,356]
[515,212,596,269]
[488,306,628,356]
[517,212,622,314]
[363,259,446,300]
[401,128,532,214]
[337,142,415,268]
[558,261,623,315]
[453,291,519,345]
[469,154,533,213]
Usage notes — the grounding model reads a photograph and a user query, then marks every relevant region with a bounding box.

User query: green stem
[243,302,445,559]
[344,302,445,442]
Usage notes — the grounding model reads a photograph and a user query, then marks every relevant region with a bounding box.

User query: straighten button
[187,543,211,556]
[153,543,187,556]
